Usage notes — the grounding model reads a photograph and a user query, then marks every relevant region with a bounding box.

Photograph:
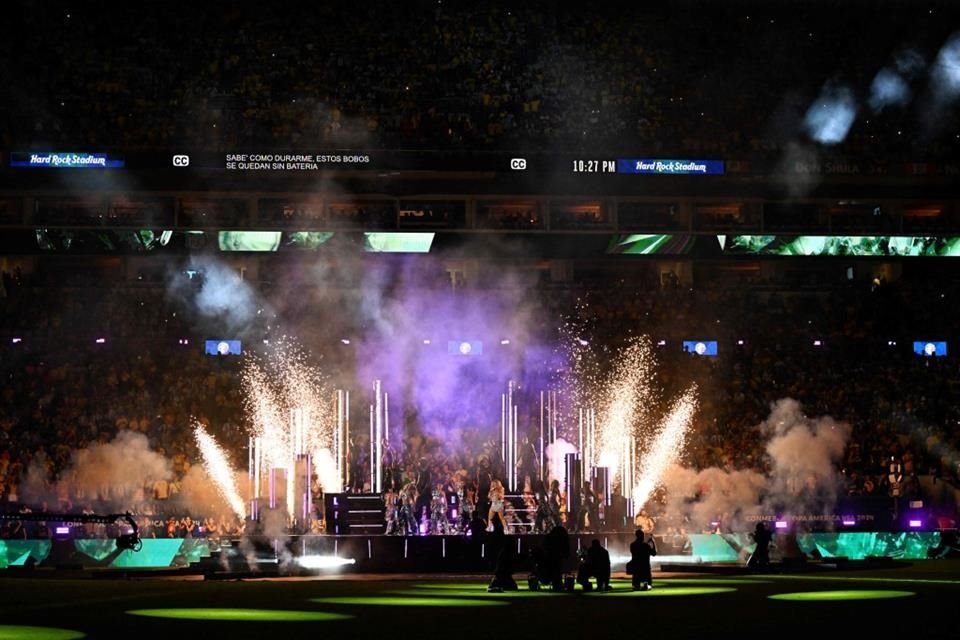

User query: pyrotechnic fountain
[631,386,697,508]
[193,340,348,529]
[191,326,697,533]
[559,335,699,521]
[193,422,246,519]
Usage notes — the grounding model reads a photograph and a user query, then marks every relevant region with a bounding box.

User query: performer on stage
[457,476,476,533]
[634,507,656,536]
[382,441,402,492]
[548,479,563,529]
[383,487,400,535]
[399,482,419,536]
[487,478,507,533]
[575,481,598,532]
[430,482,451,534]
[534,480,556,533]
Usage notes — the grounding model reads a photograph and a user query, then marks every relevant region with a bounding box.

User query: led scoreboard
[5,149,725,177]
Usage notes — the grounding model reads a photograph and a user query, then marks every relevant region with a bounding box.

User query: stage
[2,529,951,576]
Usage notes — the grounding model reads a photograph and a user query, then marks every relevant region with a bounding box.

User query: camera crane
[0,510,141,551]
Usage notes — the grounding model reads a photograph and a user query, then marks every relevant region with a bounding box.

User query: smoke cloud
[177,465,249,520]
[868,68,912,112]
[774,142,822,199]
[166,255,265,335]
[930,31,960,104]
[22,431,171,511]
[657,398,850,530]
[804,84,858,144]
[353,252,546,446]
[869,48,925,112]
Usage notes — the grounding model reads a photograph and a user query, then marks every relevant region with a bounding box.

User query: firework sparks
[193,422,247,519]
[242,339,334,457]
[633,385,698,509]
[562,327,697,518]
[241,338,338,518]
[591,337,657,505]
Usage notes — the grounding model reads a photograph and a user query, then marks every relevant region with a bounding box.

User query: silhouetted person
[575,481,598,532]
[468,509,486,539]
[539,524,571,590]
[628,529,657,590]
[463,509,486,567]
[533,480,556,533]
[748,522,773,569]
[577,539,612,591]
[548,479,563,526]
[476,459,493,518]
[487,514,517,592]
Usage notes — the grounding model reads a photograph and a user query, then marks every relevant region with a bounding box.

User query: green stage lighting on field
[309,597,508,607]
[599,586,737,597]
[0,626,86,639]
[655,578,772,585]
[392,589,554,598]
[769,590,915,602]
[127,609,352,622]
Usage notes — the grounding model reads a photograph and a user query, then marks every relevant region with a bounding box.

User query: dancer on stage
[430,482,451,534]
[383,486,400,535]
[487,478,507,533]
[399,482,419,536]
[457,476,475,533]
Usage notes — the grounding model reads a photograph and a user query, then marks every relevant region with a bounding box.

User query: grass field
[1,561,958,639]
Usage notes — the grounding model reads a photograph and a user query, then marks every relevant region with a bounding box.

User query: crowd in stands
[3,1,960,544]
[1,261,959,539]
[3,2,959,160]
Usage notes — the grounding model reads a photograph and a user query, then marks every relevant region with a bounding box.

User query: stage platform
[2,530,951,575]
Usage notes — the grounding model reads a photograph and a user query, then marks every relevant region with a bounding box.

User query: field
[2,560,958,639]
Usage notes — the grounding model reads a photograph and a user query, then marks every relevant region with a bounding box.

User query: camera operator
[576,539,612,591]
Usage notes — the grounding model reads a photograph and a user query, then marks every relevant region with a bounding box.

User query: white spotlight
[297,555,356,569]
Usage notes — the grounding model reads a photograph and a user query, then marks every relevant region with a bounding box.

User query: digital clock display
[572,159,616,173]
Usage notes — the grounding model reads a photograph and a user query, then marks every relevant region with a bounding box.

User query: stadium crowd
[1,263,958,539]
[3,1,959,159]
[2,1,960,540]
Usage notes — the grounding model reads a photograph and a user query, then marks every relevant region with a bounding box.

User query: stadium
[2,1,960,638]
